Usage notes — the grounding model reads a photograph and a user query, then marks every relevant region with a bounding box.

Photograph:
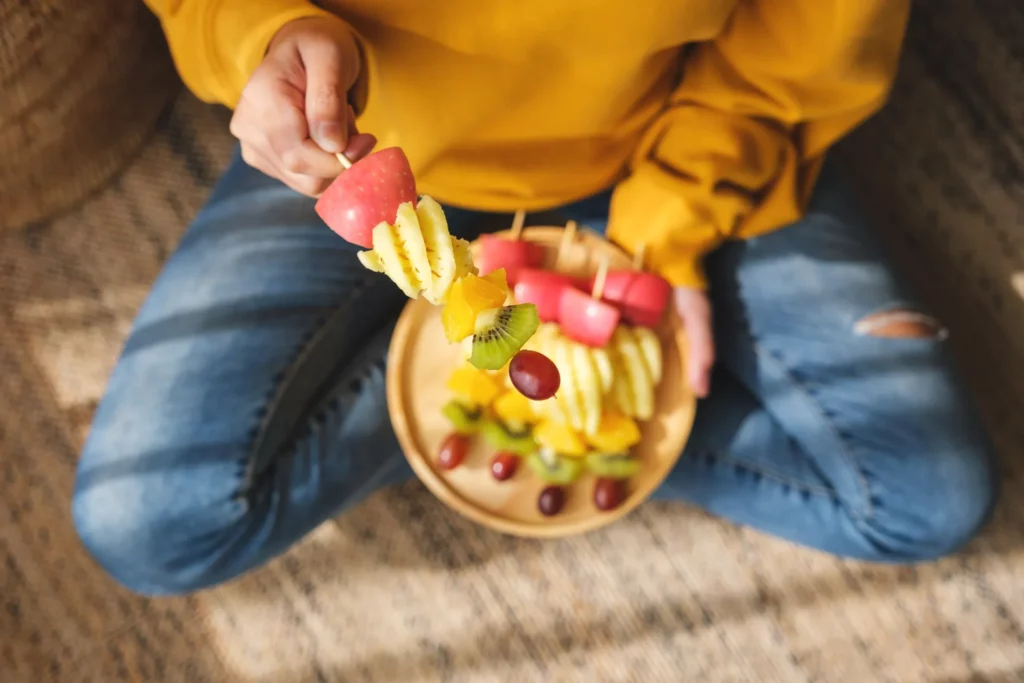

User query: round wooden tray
[386,225,696,538]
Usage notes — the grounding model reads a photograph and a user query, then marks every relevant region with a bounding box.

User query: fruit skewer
[316,147,558,396]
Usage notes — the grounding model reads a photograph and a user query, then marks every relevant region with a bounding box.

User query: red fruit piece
[593,477,626,511]
[314,147,417,248]
[437,433,469,470]
[513,269,575,322]
[490,452,520,481]
[476,235,544,284]
[590,270,672,328]
[538,486,566,516]
[558,287,621,348]
[509,349,561,400]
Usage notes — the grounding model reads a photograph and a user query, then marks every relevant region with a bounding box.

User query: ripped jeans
[72,152,998,595]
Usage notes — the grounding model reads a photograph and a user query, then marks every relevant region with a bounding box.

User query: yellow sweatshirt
[145,0,910,288]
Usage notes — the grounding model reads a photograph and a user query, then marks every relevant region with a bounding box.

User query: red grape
[593,477,626,511]
[509,350,560,400]
[437,433,469,469]
[490,452,519,481]
[538,485,566,516]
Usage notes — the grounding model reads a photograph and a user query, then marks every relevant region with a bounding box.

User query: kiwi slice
[469,304,540,371]
[481,419,536,456]
[584,452,640,480]
[527,449,583,485]
[442,400,484,435]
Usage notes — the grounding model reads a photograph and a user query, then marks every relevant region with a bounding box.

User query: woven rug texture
[1,2,1023,681]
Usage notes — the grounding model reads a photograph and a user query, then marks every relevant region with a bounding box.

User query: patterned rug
[2,2,1023,681]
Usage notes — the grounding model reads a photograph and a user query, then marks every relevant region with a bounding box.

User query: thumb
[674,288,715,398]
[299,36,360,154]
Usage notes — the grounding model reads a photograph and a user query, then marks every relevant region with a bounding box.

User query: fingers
[674,288,715,398]
[228,17,375,198]
[299,30,361,154]
[239,142,332,196]
[342,131,377,163]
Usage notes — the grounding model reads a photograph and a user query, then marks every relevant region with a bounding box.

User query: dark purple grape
[437,433,469,470]
[538,485,566,516]
[594,477,626,512]
[509,350,561,400]
[490,452,519,481]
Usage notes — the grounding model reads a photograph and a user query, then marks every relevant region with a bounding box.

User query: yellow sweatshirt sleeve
[143,0,338,108]
[607,0,911,288]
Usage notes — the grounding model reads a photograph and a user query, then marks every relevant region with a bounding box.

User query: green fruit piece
[584,452,640,480]
[481,419,536,456]
[527,450,583,485]
[442,400,484,435]
[469,304,540,371]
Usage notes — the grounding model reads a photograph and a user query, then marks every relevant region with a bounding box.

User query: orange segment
[586,411,641,453]
[493,390,539,426]
[440,270,510,343]
[446,365,502,407]
[441,278,473,342]
[534,420,587,457]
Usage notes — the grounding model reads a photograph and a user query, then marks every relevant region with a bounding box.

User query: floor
[2,2,1023,681]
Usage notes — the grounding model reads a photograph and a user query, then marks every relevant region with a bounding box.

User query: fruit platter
[388,222,696,538]
[314,147,695,538]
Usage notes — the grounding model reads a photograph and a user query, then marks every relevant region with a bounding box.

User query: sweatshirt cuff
[607,164,726,290]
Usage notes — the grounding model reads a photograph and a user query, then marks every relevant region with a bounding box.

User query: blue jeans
[73,151,998,596]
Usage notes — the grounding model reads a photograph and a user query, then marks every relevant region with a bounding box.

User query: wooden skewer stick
[336,153,353,170]
[555,220,577,272]
[592,253,610,301]
[509,210,526,240]
[632,241,647,271]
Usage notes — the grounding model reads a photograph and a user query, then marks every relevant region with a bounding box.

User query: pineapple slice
[613,328,655,420]
[356,196,476,304]
[571,343,602,435]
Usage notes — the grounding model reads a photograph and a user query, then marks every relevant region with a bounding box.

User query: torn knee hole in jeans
[853,308,948,340]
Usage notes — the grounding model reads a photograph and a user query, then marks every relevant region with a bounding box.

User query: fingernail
[311,122,344,153]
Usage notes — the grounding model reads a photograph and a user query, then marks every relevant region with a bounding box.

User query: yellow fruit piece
[571,343,602,435]
[371,222,420,298]
[452,237,477,279]
[416,196,456,303]
[463,270,508,309]
[446,365,501,407]
[590,347,614,393]
[586,411,642,452]
[632,326,663,383]
[355,196,478,305]
[440,272,509,343]
[356,249,384,273]
[551,338,584,431]
[493,390,539,426]
[394,202,434,296]
[613,327,655,420]
[441,279,473,342]
[612,369,635,418]
[534,420,587,457]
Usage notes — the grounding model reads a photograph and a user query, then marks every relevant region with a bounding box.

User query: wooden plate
[386,226,696,538]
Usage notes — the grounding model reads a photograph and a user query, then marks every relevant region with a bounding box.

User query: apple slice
[590,270,672,328]
[513,269,575,322]
[315,147,417,248]
[476,235,544,284]
[558,287,620,348]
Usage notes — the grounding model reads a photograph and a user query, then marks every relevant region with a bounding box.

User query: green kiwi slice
[469,304,540,371]
[442,400,485,435]
[481,419,537,456]
[527,449,583,485]
[584,452,640,480]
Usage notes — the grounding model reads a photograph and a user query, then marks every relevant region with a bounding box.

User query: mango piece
[446,365,502,407]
